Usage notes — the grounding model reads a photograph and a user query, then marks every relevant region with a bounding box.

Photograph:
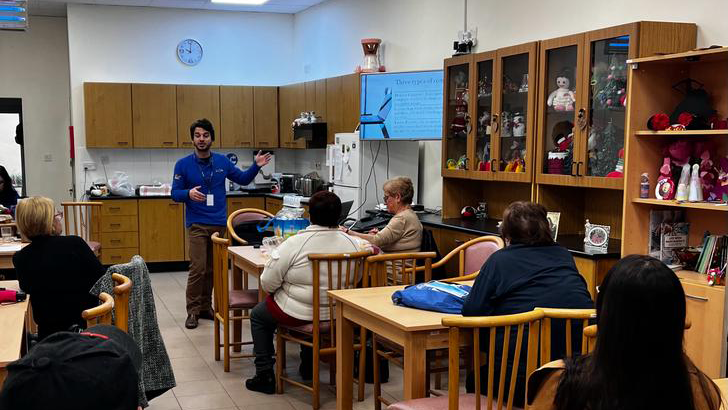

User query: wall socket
[100,155,110,164]
[314,161,322,170]
[83,162,97,171]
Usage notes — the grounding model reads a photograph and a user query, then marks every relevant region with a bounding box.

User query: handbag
[391,281,472,314]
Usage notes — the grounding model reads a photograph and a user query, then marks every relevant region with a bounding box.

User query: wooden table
[330,283,470,410]
[227,246,267,351]
[0,280,31,388]
[0,242,26,269]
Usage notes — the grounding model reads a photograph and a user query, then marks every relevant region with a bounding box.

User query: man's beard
[195,142,211,152]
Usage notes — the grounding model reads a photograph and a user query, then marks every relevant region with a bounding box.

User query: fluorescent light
[210,0,269,4]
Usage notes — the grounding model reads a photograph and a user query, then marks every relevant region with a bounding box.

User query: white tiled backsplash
[81,148,327,190]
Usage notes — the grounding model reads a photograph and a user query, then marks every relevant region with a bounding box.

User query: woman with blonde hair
[344,176,422,253]
[13,196,105,340]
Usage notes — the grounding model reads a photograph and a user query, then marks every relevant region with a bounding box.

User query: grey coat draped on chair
[91,255,176,407]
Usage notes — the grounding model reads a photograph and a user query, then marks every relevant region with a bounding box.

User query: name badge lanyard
[197,156,215,194]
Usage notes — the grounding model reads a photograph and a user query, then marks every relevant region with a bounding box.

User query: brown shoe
[185,314,199,329]
[199,309,215,321]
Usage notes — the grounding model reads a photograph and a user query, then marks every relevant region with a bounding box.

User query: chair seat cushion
[229,289,259,309]
[283,320,331,335]
[86,240,101,255]
[387,394,521,410]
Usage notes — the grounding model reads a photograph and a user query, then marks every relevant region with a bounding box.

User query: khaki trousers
[186,224,226,315]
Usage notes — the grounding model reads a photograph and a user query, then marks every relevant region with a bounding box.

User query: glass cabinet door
[443,60,471,173]
[584,35,629,179]
[473,55,494,177]
[541,43,580,177]
[498,52,531,174]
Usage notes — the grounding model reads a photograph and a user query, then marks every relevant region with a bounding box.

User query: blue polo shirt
[171,152,260,227]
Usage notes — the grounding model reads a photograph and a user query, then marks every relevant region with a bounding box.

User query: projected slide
[360,70,443,140]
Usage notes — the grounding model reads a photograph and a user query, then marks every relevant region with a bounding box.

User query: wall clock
[177,39,203,66]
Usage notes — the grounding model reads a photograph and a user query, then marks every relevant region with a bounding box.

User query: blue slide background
[360,70,443,140]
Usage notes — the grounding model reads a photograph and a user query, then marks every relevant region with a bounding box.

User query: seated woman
[345,176,422,253]
[245,191,370,394]
[0,165,20,210]
[13,197,105,340]
[528,255,722,410]
[462,201,593,406]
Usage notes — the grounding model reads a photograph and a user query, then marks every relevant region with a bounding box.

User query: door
[492,42,538,182]
[84,83,132,148]
[139,199,185,262]
[326,76,344,144]
[280,83,306,149]
[132,84,177,148]
[579,25,636,189]
[442,54,473,178]
[220,86,254,148]
[253,86,279,148]
[471,51,496,181]
[177,85,221,149]
[536,34,586,186]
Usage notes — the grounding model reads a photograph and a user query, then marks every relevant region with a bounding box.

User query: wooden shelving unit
[622,47,728,378]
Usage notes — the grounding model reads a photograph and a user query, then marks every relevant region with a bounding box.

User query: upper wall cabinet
[253,86,279,149]
[279,83,306,149]
[220,86,254,148]
[85,83,133,148]
[326,74,360,145]
[177,85,221,149]
[132,84,178,148]
[535,22,697,189]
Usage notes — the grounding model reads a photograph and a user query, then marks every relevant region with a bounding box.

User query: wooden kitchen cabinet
[326,74,360,145]
[278,83,306,149]
[573,256,617,301]
[253,86,279,148]
[438,229,478,277]
[220,86,254,148]
[681,277,726,378]
[227,196,266,215]
[177,85,221,149]
[131,84,177,148]
[98,200,139,264]
[139,199,185,262]
[84,83,133,148]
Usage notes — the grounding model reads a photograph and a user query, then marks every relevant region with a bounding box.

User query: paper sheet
[0,244,22,252]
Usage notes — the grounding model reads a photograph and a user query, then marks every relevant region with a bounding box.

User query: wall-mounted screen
[359,70,443,140]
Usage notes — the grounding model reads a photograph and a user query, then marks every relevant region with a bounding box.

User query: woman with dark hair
[0,165,19,209]
[461,201,593,406]
[529,255,722,410]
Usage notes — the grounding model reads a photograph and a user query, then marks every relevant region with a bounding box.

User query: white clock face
[177,39,203,66]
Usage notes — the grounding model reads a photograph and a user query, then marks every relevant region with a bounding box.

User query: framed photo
[584,219,610,254]
[547,212,561,241]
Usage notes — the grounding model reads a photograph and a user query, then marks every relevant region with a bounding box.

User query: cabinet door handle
[570,161,578,177]
[111,239,121,243]
[117,141,130,146]
[577,108,588,131]
[576,161,583,177]
[109,207,121,210]
[491,114,499,134]
[490,159,497,173]
[685,294,708,302]
[110,223,121,227]
[258,141,269,145]
[454,239,464,244]
[162,141,175,145]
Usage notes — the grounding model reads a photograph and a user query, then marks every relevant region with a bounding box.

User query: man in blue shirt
[172,118,271,329]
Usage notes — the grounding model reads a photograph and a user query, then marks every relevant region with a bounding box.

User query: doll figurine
[655,157,676,200]
[675,163,691,201]
[688,163,703,202]
[512,113,525,137]
[501,111,513,137]
[547,72,576,111]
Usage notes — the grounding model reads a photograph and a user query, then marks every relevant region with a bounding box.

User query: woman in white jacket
[246,191,369,394]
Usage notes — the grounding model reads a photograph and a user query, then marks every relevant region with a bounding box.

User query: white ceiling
[27,0,327,17]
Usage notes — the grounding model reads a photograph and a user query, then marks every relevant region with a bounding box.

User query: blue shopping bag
[391,281,472,314]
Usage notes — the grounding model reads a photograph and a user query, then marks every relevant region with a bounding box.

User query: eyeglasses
[382,194,390,203]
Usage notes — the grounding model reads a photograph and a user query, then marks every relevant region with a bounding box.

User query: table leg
[336,304,354,410]
[232,262,243,353]
[403,333,427,400]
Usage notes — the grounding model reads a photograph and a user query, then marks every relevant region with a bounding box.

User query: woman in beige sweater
[344,176,422,253]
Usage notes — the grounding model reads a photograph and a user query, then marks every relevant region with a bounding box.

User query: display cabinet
[442,54,473,178]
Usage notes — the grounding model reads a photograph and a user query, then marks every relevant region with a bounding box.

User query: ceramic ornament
[688,163,703,202]
[675,163,691,201]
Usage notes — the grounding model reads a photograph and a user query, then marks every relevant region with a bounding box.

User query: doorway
[0,98,24,197]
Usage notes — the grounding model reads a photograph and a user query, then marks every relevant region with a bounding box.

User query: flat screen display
[359,70,443,140]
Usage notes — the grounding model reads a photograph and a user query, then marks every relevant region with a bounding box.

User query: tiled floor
[147,271,407,410]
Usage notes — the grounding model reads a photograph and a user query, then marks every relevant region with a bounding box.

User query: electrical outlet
[83,162,97,171]
[314,161,322,170]
[100,155,110,164]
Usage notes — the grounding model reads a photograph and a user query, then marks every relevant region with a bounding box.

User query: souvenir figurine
[512,113,525,137]
[606,149,624,178]
[446,159,457,170]
[450,88,469,137]
[675,163,691,201]
[547,70,576,111]
[518,74,529,93]
[708,157,728,202]
[688,163,703,202]
[502,74,519,93]
[655,157,676,200]
[640,173,650,198]
[456,154,468,170]
[355,38,385,73]
[501,111,513,137]
[478,110,491,135]
[478,76,492,98]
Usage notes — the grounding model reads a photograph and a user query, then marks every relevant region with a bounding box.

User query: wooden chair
[416,235,504,282]
[61,201,102,256]
[534,308,596,364]
[276,250,372,410]
[82,292,114,327]
[211,232,259,372]
[226,208,274,245]
[388,310,545,410]
[111,273,132,332]
[581,319,690,355]
[365,252,435,409]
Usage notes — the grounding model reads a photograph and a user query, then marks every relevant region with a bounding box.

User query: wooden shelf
[632,198,728,211]
[676,270,725,288]
[627,46,728,65]
[635,130,728,136]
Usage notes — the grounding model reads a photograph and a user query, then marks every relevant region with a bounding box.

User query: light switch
[43,154,53,162]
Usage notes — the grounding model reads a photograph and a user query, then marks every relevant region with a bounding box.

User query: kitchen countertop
[89,191,310,203]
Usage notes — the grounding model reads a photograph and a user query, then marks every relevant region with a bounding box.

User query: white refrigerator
[328,132,420,219]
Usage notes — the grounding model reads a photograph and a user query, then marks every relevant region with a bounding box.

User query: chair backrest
[61,202,102,240]
[366,252,436,287]
[535,308,596,365]
[442,310,544,410]
[417,236,504,280]
[581,319,690,355]
[211,232,231,314]
[111,273,132,332]
[82,292,114,328]
[226,208,274,245]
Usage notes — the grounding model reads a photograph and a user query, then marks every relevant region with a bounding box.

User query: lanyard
[196,155,214,193]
